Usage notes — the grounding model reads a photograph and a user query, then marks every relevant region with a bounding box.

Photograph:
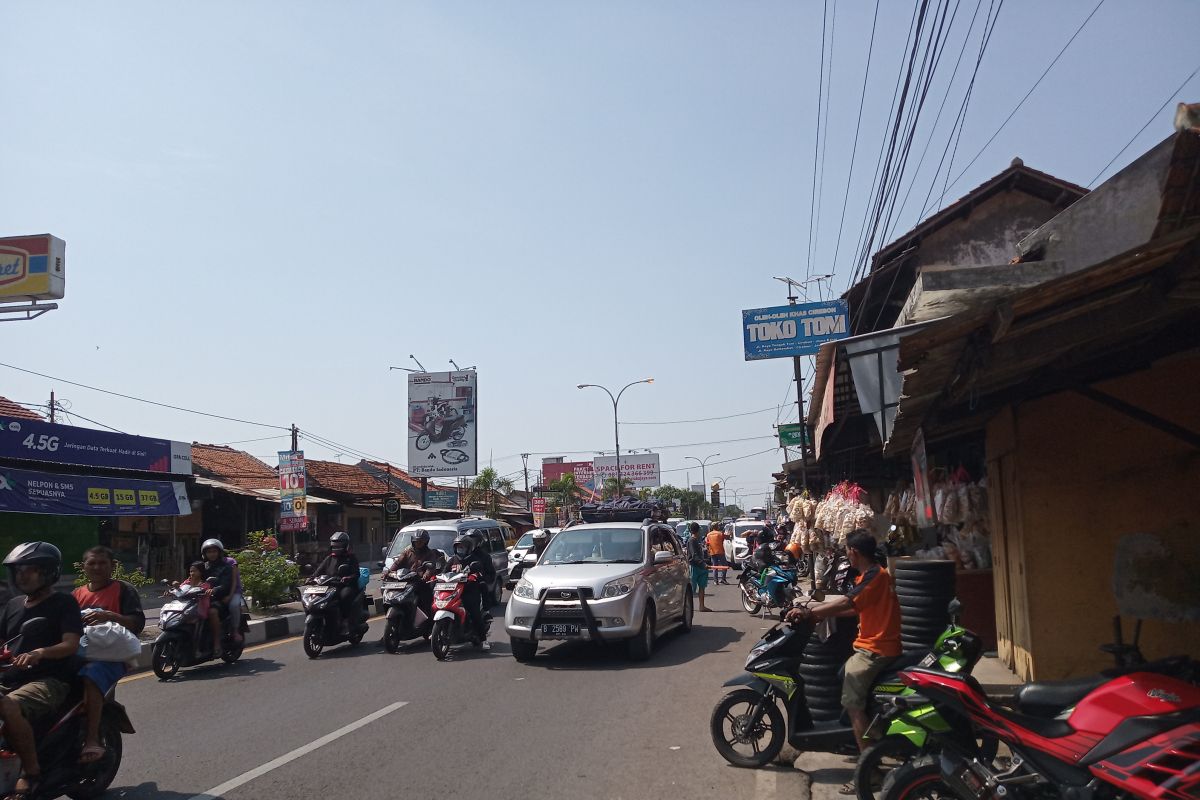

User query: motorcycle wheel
[450,425,466,441]
[383,620,403,653]
[879,756,959,800]
[303,626,324,659]
[348,629,364,647]
[853,735,920,800]
[66,716,123,800]
[415,433,432,451]
[709,687,786,768]
[431,618,452,660]
[221,636,245,664]
[151,641,179,680]
[739,579,763,615]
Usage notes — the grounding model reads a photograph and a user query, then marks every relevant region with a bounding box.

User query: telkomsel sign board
[409,370,478,477]
[742,300,850,360]
[0,417,191,474]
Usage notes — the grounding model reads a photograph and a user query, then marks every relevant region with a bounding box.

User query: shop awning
[193,477,336,505]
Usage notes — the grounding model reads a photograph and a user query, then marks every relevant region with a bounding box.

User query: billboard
[0,466,190,516]
[0,235,65,301]
[0,417,191,475]
[592,454,660,489]
[278,451,307,532]
[425,490,459,510]
[408,370,477,477]
[742,300,849,360]
[541,459,594,489]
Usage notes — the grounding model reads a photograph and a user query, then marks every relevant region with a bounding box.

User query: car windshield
[540,528,644,564]
[733,523,764,537]
[388,529,457,561]
[515,532,535,549]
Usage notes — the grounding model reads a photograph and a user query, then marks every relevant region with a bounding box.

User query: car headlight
[602,575,636,598]
[514,578,535,599]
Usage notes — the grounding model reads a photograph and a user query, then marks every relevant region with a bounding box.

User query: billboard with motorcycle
[408,370,477,477]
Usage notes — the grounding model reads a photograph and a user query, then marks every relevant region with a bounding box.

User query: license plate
[540,623,580,637]
[919,652,937,667]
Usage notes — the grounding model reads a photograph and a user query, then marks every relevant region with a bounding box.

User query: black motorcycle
[152,584,246,679]
[300,569,370,658]
[415,402,466,451]
[381,564,437,653]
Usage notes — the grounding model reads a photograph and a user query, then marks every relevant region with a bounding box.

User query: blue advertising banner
[741,300,850,360]
[0,417,192,475]
[0,466,191,516]
[424,490,459,510]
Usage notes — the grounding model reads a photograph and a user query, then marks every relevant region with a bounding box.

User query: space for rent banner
[408,371,478,477]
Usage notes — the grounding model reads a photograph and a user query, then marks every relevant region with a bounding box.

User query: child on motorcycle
[170,562,220,655]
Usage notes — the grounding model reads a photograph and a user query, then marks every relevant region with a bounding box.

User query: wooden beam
[1074,386,1200,450]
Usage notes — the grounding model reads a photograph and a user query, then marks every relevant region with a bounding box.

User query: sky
[2,1,1197,505]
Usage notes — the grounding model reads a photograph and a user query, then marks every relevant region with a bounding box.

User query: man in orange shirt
[786,530,901,755]
[704,522,730,584]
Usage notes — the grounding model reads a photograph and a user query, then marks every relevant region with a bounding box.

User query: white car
[506,528,560,586]
[724,519,767,567]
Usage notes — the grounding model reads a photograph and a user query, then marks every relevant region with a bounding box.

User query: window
[650,528,679,556]
[487,528,505,553]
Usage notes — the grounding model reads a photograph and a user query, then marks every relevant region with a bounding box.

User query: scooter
[381,564,437,653]
[152,584,246,679]
[738,560,800,615]
[429,566,492,661]
[415,402,466,451]
[300,568,370,658]
[0,619,134,799]
[710,600,984,782]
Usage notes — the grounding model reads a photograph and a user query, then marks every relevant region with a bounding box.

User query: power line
[806,0,833,279]
[660,447,780,474]
[0,361,290,431]
[623,405,784,425]
[218,435,293,446]
[1087,62,1200,188]
[53,406,126,434]
[939,0,1106,201]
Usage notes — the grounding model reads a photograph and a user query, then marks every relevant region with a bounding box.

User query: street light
[713,475,736,490]
[684,453,721,509]
[577,378,654,495]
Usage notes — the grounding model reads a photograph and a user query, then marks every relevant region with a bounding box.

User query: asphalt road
[109,580,812,800]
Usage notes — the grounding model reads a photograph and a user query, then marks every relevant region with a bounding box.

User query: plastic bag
[358,566,370,591]
[80,620,142,662]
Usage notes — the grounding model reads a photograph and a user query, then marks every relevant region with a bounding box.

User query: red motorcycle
[429,566,491,660]
[880,619,1199,800]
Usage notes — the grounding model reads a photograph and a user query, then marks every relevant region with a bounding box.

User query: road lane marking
[186,701,408,799]
[754,769,777,800]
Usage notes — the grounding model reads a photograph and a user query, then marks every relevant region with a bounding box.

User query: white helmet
[201,538,225,556]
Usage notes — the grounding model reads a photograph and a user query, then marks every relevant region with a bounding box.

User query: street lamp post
[578,378,654,496]
[685,453,721,512]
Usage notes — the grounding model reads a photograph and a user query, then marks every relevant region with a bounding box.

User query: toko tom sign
[742,300,849,360]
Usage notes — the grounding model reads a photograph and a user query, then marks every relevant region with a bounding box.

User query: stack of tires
[892,559,956,654]
[798,616,856,721]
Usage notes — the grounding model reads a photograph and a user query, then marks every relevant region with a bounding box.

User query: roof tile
[191,444,279,490]
[0,397,44,421]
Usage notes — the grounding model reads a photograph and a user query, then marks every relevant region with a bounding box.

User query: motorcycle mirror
[300,564,314,577]
[947,598,962,618]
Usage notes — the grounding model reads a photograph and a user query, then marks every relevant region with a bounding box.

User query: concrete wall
[987,352,1200,679]
[917,191,1070,270]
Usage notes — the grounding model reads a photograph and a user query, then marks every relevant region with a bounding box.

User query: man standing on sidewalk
[705,522,730,585]
[685,523,712,612]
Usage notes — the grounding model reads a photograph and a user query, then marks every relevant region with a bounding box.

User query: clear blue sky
[2,1,1197,503]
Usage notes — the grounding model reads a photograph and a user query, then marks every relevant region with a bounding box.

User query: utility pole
[49,391,55,424]
[520,453,531,509]
[290,424,298,452]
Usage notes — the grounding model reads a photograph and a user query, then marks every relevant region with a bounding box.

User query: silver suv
[504,521,693,662]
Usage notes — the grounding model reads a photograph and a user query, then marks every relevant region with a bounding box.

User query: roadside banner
[0,416,191,475]
[278,451,307,532]
[425,489,459,510]
[777,423,809,448]
[532,496,546,527]
[541,459,594,489]
[0,234,66,301]
[0,466,190,516]
[408,371,478,477]
[742,300,849,360]
[910,429,935,526]
[592,454,660,488]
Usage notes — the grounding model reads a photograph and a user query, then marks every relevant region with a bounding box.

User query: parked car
[674,519,709,547]
[380,516,514,605]
[505,521,693,662]
[723,518,766,567]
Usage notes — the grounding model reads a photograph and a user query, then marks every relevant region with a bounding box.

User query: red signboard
[531,497,547,513]
[541,460,594,488]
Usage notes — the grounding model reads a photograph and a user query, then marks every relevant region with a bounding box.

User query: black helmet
[4,541,62,595]
[410,529,430,547]
[330,531,350,553]
[453,534,475,559]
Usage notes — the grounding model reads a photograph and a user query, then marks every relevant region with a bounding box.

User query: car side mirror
[653,550,674,564]
[522,554,537,566]
[381,546,388,559]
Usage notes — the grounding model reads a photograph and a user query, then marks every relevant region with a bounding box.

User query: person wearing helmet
[200,539,235,656]
[313,533,361,635]
[0,543,85,799]
[448,533,494,649]
[383,529,446,619]
[530,529,551,559]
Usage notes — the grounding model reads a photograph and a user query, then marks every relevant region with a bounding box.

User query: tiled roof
[191,444,279,490]
[0,397,44,421]
[305,459,392,499]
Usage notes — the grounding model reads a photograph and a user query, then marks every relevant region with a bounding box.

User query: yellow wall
[987,352,1200,679]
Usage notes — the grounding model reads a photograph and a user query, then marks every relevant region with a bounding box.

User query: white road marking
[187,701,408,799]
[754,769,777,800]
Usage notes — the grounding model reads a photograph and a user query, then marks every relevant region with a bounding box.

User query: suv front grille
[538,587,594,601]
[539,606,583,617]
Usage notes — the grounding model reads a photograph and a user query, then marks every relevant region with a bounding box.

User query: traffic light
[710,482,720,508]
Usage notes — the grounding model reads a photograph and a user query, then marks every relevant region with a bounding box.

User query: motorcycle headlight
[601,575,636,598]
[384,589,401,602]
[514,578,535,599]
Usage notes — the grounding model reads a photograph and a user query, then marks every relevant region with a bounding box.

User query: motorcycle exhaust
[939,751,1005,800]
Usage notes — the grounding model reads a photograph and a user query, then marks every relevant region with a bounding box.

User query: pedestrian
[685,523,712,612]
[705,522,731,584]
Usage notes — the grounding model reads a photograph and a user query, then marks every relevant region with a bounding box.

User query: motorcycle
[152,584,246,679]
[738,559,800,615]
[381,564,437,653]
[429,566,492,661]
[300,569,370,658]
[415,402,466,452]
[710,599,984,794]
[879,618,1200,800]
[0,619,134,799]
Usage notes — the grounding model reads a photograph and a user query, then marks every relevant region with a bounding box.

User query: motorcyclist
[530,529,551,559]
[312,533,361,634]
[383,529,446,617]
[448,533,494,650]
[200,538,233,655]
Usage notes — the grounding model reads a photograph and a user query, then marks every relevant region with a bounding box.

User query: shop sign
[408,370,478,477]
[742,300,849,360]
[0,234,66,301]
[592,454,660,488]
[0,466,190,516]
[425,489,459,509]
[0,416,192,475]
[384,497,402,524]
[777,423,809,448]
[278,451,307,531]
[910,429,935,526]
[541,460,594,489]
[532,497,547,527]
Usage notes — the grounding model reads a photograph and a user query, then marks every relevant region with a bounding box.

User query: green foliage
[547,474,584,513]
[723,505,744,519]
[235,530,300,609]
[72,560,154,589]
[601,477,633,500]
[464,468,516,518]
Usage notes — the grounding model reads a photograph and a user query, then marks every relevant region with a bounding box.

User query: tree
[547,473,584,515]
[464,467,516,518]
[722,505,743,519]
[601,476,633,500]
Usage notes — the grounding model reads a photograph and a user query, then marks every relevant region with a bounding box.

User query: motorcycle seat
[1013,674,1107,718]
[874,650,929,685]
[992,703,1074,739]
